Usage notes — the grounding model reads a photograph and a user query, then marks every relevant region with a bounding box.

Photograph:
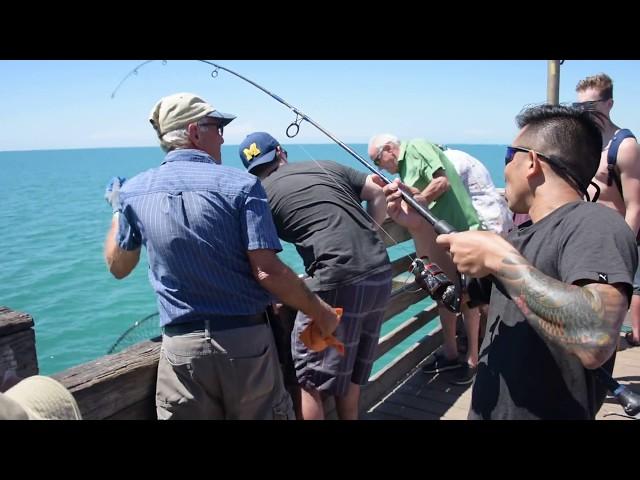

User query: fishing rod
[197,60,457,237]
[111,60,454,235]
[197,61,462,312]
[112,60,463,312]
[111,61,639,416]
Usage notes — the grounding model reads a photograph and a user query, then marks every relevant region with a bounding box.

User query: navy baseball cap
[238,132,280,173]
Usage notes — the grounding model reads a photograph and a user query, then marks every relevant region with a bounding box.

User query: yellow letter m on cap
[243,143,261,161]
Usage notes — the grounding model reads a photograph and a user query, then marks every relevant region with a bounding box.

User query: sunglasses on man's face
[505,144,575,185]
[373,145,386,166]
[504,146,547,165]
[504,145,599,202]
[199,122,224,136]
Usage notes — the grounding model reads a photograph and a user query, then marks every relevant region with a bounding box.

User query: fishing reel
[409,257,461,313]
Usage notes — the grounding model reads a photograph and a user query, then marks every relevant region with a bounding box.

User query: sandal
[624,331,640,347]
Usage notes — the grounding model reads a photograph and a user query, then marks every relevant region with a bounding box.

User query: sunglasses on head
[571,98,609,111]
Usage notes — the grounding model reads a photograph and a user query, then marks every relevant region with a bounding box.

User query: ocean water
[0,143,507,375]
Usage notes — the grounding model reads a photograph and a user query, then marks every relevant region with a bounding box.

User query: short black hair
[515,104,604,193]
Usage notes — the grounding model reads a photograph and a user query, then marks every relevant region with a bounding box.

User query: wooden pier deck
[363,334,640,420]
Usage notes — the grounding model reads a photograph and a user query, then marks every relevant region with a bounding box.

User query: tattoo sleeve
[495,253,627,368]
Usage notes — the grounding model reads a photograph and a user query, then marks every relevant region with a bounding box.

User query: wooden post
[0,306,39,388]
[547,60,561,105]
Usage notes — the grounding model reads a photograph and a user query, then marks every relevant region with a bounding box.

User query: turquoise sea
[0,143,507,375]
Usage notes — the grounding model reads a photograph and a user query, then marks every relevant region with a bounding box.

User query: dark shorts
[291,269,392,397]
[267,305,298,387]
[634,245,640,296]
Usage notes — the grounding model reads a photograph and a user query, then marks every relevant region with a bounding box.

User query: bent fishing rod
[198,61,457,236]
[112,60,462,311]
[112,61,639,415]
[112,60,457,237]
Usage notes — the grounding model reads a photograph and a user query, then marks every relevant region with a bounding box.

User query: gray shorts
[156,321,294,420]
[291,269,392,397]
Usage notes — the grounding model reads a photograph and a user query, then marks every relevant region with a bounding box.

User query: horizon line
[0,141,506,154]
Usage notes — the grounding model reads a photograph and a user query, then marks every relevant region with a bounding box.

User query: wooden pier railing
[1,218,444,419]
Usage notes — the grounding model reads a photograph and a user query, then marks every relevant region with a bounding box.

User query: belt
[163,313,266,334]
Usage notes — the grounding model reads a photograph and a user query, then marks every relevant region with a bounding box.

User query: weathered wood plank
[361,409,405,420]
[365,355,473,421]
[391,255,414,277]
[612,356,640,370]
[395,379,470,407]
[441,405,471,420]
[0,329,38,378]
[360,325,443,413]
[0,306,34,337]
[376,305,438,359]
[597,394,633,420]
[52,338,161,420]
[619,346,640,361]
[403,366,470,395]
[106,396,156,420]
[381,218,412,247]
[385,391,456,418]
[383,288,430,322]
[375,399,439,420]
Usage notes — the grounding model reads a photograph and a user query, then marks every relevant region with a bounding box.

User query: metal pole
[547,60,561,105]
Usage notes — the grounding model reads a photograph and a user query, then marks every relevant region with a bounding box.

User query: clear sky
[1,60,638,151]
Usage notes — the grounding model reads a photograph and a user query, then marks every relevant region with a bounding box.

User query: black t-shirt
[469,201,637,420]
[261,161,390,291]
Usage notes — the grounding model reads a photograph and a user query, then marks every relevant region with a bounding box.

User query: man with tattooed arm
[377,104,638,419]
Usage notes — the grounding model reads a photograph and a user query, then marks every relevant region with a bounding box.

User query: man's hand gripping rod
[379,181,463,314]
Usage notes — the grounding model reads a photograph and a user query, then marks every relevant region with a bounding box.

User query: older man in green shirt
[368,134,482,385]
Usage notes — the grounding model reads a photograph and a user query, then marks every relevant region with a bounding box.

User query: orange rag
[299,307,345,356]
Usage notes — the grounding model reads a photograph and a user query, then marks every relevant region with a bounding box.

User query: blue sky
[1,60,639,151]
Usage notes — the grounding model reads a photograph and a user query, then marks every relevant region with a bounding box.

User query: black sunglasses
[572,98,609,111]
[505,145,549,166]
[505,145,599,202]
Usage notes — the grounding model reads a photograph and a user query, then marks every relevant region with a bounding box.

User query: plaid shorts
[291,269,392,396]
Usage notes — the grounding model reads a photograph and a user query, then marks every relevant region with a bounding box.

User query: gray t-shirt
[469,201,637,420]
[261,161,390,291]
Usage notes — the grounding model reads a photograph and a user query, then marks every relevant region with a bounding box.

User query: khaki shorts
[156,321,294,420]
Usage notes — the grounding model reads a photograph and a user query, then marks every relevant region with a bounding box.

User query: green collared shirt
[398,139,481,231]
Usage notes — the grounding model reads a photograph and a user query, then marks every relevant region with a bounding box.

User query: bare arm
[416,168,450,204]
[360,174,388,227]
[617,140,640,236]
[436,231,629,369]
[247,249,339,336]
[104,214,141,279]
